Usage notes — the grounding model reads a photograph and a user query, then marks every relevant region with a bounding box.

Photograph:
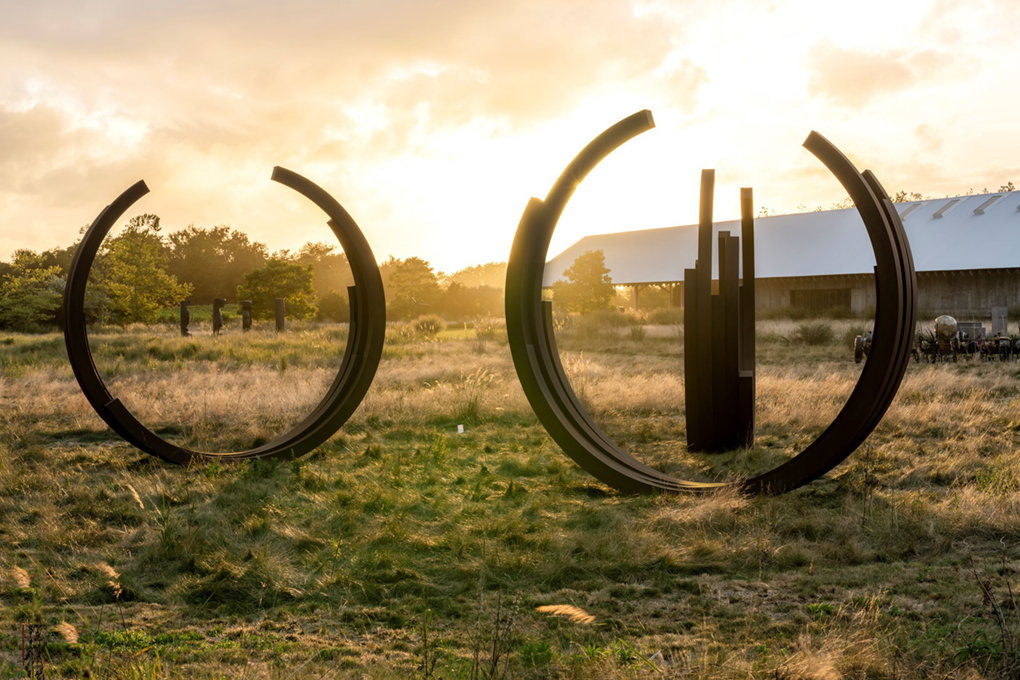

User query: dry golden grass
[535,604,596,625]
[1,319,1020,678]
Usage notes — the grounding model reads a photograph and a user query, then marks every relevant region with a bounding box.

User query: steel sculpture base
[684,172,756,452]
[504,110,917,495]
[63,168,386,464]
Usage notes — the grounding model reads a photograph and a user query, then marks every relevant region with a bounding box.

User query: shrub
[588,307,632,329]
[842,326,868,349]
[762,306,857,321]
[577,314,607,340]
[413,314,446,339]
[317,290,350,322]
[474,318,507,343]
[648,308,683,325]
[629,325,647,341]
[795,322,834,346]
[388,322,419,343]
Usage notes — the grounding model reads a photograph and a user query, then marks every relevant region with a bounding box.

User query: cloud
[656,60,708,114]
[804,39,953,108]
[914,123,943,152]
[3,0,1017,272]
[0,0,692,261]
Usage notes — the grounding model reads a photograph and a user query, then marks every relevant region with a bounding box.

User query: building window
[790,288,851,310]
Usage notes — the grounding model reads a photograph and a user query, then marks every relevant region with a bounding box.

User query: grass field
[2,317,1020,678]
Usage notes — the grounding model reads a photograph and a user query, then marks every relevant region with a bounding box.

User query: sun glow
[1,0,1019,273]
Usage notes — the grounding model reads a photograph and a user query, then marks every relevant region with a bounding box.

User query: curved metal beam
[504,112,916,495]
[63,167,386,464]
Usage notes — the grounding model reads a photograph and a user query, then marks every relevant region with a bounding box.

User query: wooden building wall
[663,269,1020,317]
[914,269,1020,317]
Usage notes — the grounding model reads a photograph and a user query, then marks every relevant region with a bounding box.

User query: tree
[891,190,925,203]
[0,250,63,329]
[445,262,507,289]
[437,282,503,320]
[236,259,317,320]
[98,215,192,324]
[387,257,441,320]
[551,249,614,315]
[294,242,354,297]
[166,225,268,303]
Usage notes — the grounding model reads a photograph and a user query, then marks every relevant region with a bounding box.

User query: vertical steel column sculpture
[180,300,191,337]
[274,298,285,332]
[63,167,386,464]
[683,174,756,452]
[212,298,226,336]
[504,110,917,495]
[241,300,253,332]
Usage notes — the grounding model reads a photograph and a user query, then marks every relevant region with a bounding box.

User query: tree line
[0,215,510,330]
[1,210,677,332]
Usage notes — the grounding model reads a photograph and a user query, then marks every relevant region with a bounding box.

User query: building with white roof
[543,191,1020,317]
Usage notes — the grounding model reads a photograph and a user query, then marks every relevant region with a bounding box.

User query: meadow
[2,315,1020,679]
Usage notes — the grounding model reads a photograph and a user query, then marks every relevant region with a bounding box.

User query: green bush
[413,314,446,338]
[648,308,683,325]
[629,325,647,341]
[842,326,868,348]
[388,323,417,343]
[795,322,834,346]
[317,290,350,322]
[474,318,506,343]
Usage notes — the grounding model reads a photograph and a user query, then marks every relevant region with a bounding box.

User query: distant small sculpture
[180,300,191,337]
[212,298,226,336]
[274,298,285,332]
[242,300,253,332]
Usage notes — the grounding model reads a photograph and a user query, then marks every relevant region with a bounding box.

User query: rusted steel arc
[63,167,385,464]
[504,111,916,495]
[506,111,702,492]
[741,134,917,494]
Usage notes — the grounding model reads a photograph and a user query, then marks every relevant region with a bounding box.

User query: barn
[543,191,1020,319]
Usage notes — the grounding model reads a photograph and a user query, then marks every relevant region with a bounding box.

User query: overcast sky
[2,0,1018,272]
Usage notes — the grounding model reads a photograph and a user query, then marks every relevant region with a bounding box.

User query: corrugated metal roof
[542,191,1020,286]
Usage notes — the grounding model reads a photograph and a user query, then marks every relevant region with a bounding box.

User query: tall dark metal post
[274,298,285,332]
[241,300,253,332]
[684,175,755,452]
[695,170,715,447]
[738,189,756,442]
[180,300,191,337]
[212,298,226,336]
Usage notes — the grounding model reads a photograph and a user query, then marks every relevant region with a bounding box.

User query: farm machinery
[853,315,1020,363]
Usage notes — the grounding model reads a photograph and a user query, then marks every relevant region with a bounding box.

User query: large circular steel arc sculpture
[63,167,386,464]
[504,110,917,495]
